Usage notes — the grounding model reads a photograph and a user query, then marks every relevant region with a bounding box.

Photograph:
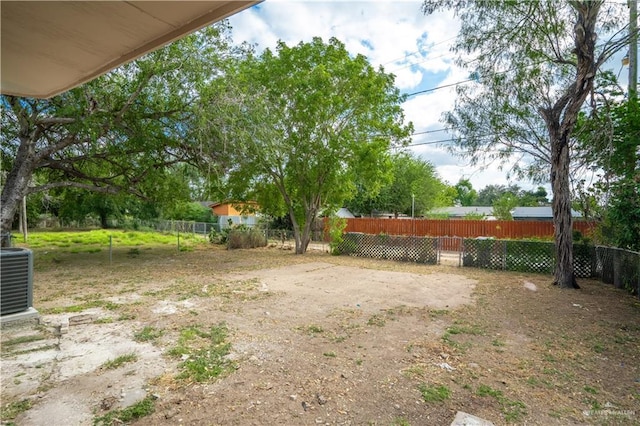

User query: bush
[327,216,347,255]
[227,227,266,249]
[209,228,229,244]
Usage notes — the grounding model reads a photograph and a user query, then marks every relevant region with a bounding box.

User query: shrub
[227,227,266,249]
[327,216,347,255]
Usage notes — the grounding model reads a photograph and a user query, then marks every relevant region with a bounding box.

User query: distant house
[207,201,260,229]
[428,206,583,221]
[511,207,583,221]
[428,207,495,219]
[335,208,355,218]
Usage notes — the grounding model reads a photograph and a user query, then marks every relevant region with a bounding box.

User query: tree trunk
[550,133,579,289]
[291,218,303,254]
[100,211,109,229]
[1,137,36,244]
[542,1,602,289]
[299,219,313,254]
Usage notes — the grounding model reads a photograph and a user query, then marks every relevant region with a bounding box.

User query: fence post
[109,235,113,266]
[502,240,507,270]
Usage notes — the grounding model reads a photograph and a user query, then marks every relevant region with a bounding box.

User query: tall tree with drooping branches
[422,0,635,288]
[0,23,245,239]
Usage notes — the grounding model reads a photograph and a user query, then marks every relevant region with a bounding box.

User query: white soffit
[1,1,258,98]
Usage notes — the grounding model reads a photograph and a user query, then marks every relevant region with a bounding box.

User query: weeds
[418,384,451,402]
[167,323,235,383]
[367,314,386,327]
[1,399,31,422]
[476,384,527,422]
[301,324,324,335]
[392,417,411,426]
[133,326,164,343]
[40,299,119,315]
[101,353,138,370]
[2,334,46,349]
[93,395,155,425]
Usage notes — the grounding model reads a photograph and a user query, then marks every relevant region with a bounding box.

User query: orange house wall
[211,203,256,216]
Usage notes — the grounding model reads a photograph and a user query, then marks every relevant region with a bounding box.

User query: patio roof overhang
[1,1,258,99]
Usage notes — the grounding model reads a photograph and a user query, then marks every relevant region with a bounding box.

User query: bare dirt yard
[2,242,639,425]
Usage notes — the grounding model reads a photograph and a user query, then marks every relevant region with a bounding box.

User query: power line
[403,60,549,98]
[411,128,450,136]
[407,138,457,146]
[404,78,475,97]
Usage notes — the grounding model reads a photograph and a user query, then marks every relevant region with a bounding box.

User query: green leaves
[2,22,245,226]
[346,152,446,217]
[199,37,412,253]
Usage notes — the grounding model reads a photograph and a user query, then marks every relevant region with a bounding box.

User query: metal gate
[436,236,464,267]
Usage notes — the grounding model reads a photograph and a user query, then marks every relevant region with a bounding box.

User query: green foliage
[165,202,215,223]
[1,399,31,422]
[199,37,412,253]
[101,353,138,370]
[604,180,640,251]
[1,23,247,233]
[418,384,451,403]
[492,193,518,220]
[463,212,486,220]
[20,229,198,251]
[133,326,164,343]
[167,324,235,383]
[573,96,640,250]
[346,152,447,216]
[477,184,548,207]
[476,384,527,422]
[226,227,266,249]
[327,216,347,255]
[454,179,477,206]
[209,228,227,244]
[93,395,156,426]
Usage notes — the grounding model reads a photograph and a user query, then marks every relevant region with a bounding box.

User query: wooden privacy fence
[342,218,596,240]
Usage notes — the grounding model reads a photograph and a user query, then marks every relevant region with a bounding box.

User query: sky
[227,0,633,192]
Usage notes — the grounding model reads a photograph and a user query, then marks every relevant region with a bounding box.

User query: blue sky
[227,0,633,192]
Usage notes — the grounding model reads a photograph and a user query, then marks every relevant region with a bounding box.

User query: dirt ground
[1,243,639,425]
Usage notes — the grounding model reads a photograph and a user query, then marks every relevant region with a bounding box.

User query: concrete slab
[0,307,39,327]
[451,411,495,426]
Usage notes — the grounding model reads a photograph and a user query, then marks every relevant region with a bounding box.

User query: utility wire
[404,78,475,97]
[411,128,450,136]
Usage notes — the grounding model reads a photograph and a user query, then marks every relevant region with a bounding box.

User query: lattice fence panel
[337,233,437,264]
[462,239,505,270]
[504,240,555,274]
[463,239,607,278]
[574,244,596,278]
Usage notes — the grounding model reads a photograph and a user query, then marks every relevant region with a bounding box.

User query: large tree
[199,37,412,254]
[422,0,634,288]
[0,24,243,239]
[347,152,447,217]
[453,178,478,206]
[477,184,549,206]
